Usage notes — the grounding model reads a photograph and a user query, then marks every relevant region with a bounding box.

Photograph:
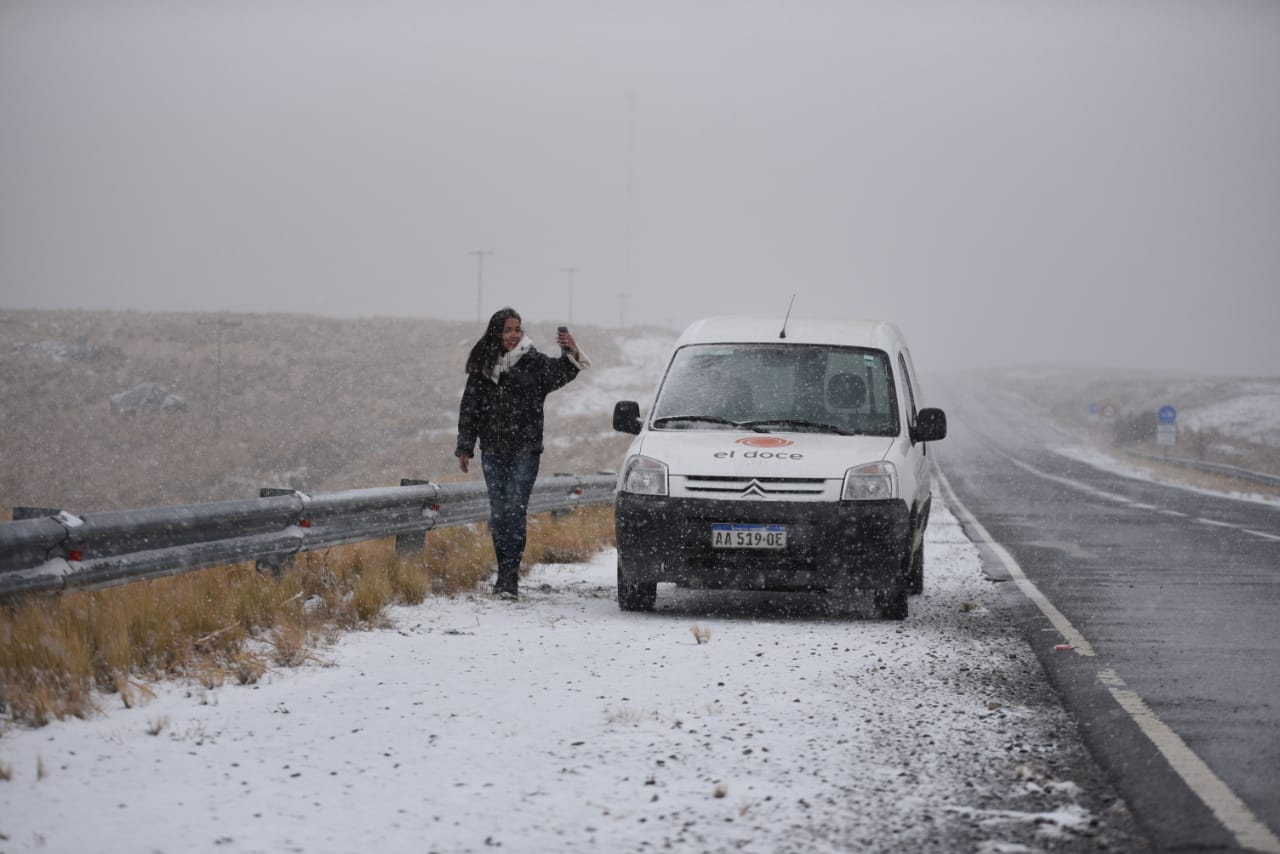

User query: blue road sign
[1158,405,1177,425]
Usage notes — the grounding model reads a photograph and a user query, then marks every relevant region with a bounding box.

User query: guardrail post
[256,488,298,576]
[13,506,62,521]
[396,479,433,557]
[550,473,578,519]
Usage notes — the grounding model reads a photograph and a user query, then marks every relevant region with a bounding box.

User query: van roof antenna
[779,294,796,339]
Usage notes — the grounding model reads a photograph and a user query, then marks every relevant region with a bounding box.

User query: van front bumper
[615,494,911,591]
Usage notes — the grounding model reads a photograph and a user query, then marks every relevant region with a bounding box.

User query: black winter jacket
[456,347,580,457]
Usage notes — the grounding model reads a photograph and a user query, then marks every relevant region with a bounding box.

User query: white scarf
[489,335,534,384]
[487,335,591,383]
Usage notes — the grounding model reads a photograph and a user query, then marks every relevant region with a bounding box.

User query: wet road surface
[934,376,1280,853]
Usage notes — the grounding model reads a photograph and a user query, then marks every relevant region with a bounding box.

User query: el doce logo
[735,436,793,448]
[714,435,803,460]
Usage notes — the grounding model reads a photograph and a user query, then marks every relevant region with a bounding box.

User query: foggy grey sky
[2,1,1278,376]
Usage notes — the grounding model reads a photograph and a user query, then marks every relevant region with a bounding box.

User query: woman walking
[456,308,589,598]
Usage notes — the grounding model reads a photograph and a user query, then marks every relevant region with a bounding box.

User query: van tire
[875,588,909,620]
[617,557,657,612]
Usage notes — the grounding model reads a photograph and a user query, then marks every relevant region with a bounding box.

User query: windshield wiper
[652,414,743,428]
[737,419,849,435]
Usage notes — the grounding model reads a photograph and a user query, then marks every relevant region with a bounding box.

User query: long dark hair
[465,307,521,376]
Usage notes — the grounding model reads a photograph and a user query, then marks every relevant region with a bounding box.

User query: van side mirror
[911,408,947,443]
[613,401,642,435]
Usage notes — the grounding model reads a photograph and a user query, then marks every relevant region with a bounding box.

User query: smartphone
[557,326,571,355]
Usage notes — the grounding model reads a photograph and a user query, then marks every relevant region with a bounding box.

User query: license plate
[711,523,787,549]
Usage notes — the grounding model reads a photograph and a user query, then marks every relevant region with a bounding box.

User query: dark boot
[493,568,519,598]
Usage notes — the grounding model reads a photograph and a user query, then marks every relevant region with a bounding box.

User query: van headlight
[621,455,669,496]
[842,462,897,501]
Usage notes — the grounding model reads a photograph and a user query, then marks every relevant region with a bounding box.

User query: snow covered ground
[0,503,1145,854]
[1171,381,1280,449]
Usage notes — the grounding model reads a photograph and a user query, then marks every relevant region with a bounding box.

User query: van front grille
[680,475,828,499]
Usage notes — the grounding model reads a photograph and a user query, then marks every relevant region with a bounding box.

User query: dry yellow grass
[0,505,615,728]
[526,504,615,565]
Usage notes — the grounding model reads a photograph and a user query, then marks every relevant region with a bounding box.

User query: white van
[612,314,946,618]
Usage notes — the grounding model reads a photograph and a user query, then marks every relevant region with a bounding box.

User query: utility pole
[624,92,635,313]
[470,250,492,323]
[199,315,241,436]
[562,267,577,323]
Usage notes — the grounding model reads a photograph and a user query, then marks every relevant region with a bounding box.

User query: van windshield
[651,343,899,436]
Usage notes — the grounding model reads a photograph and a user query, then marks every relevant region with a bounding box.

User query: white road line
[1009,455,1280,542]
[936,468,1095,657]
[937,467,1280,854]
[1007,456,1134,505]
[1098,670,1280,854]
[1197,517,1243,530]
[1245,529,1280,542]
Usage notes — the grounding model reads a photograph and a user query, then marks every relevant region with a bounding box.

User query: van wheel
[875,588,908,620]
[617,557,656,612]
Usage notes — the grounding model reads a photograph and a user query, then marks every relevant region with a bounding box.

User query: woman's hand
[556,329,580,360]
[457,453,471,474]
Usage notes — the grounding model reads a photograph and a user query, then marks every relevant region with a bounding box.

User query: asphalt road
[933,376,1280,852]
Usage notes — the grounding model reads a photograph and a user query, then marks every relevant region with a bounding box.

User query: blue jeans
[481,450,541,591]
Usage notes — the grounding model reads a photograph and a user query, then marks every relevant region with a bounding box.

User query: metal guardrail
[1128,451,1280,489]
[0,474,618,600]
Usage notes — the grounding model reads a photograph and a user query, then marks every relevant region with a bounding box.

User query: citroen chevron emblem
[740,479,770,498]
